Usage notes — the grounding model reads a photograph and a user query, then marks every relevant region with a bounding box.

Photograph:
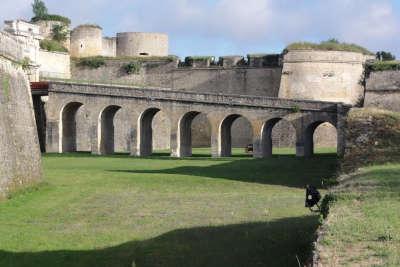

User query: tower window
[140,52,149,56]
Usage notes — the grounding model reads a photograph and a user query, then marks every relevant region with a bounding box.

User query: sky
[1,0,399,58]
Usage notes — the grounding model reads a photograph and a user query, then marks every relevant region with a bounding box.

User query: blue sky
[2,0,399,58]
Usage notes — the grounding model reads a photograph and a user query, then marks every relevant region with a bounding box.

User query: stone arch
[98,105,121,155]
[219,114,253,157]
[304,120,337,156]
[177,111,212,157]
[261,117,296,157]
[59,102,84,153]
[137,107,161,156]
[313,122,338,152]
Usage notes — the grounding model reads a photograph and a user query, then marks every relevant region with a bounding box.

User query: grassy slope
[318,163,400,266]
[0,148,337,267]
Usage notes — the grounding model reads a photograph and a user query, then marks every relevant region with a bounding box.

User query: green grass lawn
[0,148,338,267]
[318,163,400,266]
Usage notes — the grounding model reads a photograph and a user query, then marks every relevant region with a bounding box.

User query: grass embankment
[318,163,400,266]
[0,148,337,267]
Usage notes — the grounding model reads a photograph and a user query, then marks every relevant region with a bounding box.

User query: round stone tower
[116,32,168,57]
[70,25,102,58]
[279,50,374,105]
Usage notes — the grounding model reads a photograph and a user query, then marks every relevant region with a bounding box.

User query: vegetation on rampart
[122,61,142,74]
[40,39,68,53]
[286,39,373,55]
[77,56,106,69]
[31,14,71,25]
[367,60,400,72]
[74,24,102,30]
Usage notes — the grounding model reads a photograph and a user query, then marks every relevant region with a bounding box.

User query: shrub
[77,57,106,69]
[285,39,373,55]
[367,60,400,72]
[52,24,68,42]
[376,51,396,61]
[31,14,71,25]
[320,193,337,219]
[40,39,68,53]
[291,105,300,113]
[122,61,142,74]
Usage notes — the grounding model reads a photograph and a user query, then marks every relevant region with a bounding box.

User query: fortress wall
[0,31,25,61]
[71,59,282,96]
[364,70,400,112]
[116,32,168,57]
[34,20,71,50]
[70,25,102,58]
[0,57,42,199]
[102,37,116,57]
[38,50,71,79]
[172,67,282,96]
[279,50,372,105]
[71,58,177,88]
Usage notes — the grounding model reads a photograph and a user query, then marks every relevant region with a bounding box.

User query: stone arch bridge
[44,82,348,158]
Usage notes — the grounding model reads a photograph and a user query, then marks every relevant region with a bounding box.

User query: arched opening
[137,108,161,156]
[151,110,171,153]
[60,102,84,153]
[178,111,212,157]
[305,121,337,156]
[313,122,338,154]
[219,114,253,157]
[262,118,296,156]
[191,113,212,154]
[98,105,121,155]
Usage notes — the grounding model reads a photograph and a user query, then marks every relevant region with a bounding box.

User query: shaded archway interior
[305,121,338,156]
[220,114,253,157]
[99,105,121,155]
[139,108,161,156]
[61,102,83,152]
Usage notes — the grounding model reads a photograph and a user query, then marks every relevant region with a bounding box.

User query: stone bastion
[279,50,374,105]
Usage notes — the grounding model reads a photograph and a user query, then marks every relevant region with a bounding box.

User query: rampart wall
[279,50,373,105]
[38,50,71,79]
[364,70,400,112]
[0,57,42,198]
[102,37,116,57]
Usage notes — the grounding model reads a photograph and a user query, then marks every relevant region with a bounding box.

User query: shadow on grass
[109,154,338,188]
[0,215,319,267]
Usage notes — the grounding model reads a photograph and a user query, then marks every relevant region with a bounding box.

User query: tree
[32,0,48,19]
[376,51,396,61]
[52,24,68,42]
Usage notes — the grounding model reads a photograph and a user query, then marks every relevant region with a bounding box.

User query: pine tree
[32,0,48,19]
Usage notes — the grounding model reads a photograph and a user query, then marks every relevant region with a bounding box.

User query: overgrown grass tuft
[40,39,68,53]
[286,39,373,55]
[367,60,400,72]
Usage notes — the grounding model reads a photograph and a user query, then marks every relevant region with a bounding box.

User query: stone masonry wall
[279,50,372,105]
[0,57,42,199]
[341,108,400,172]
[364,70,400,112]
[38,50,71,79]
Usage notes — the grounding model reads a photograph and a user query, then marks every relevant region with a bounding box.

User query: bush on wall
[122,61,142,74]
[77,57,106,69]
[40,39,68,53]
